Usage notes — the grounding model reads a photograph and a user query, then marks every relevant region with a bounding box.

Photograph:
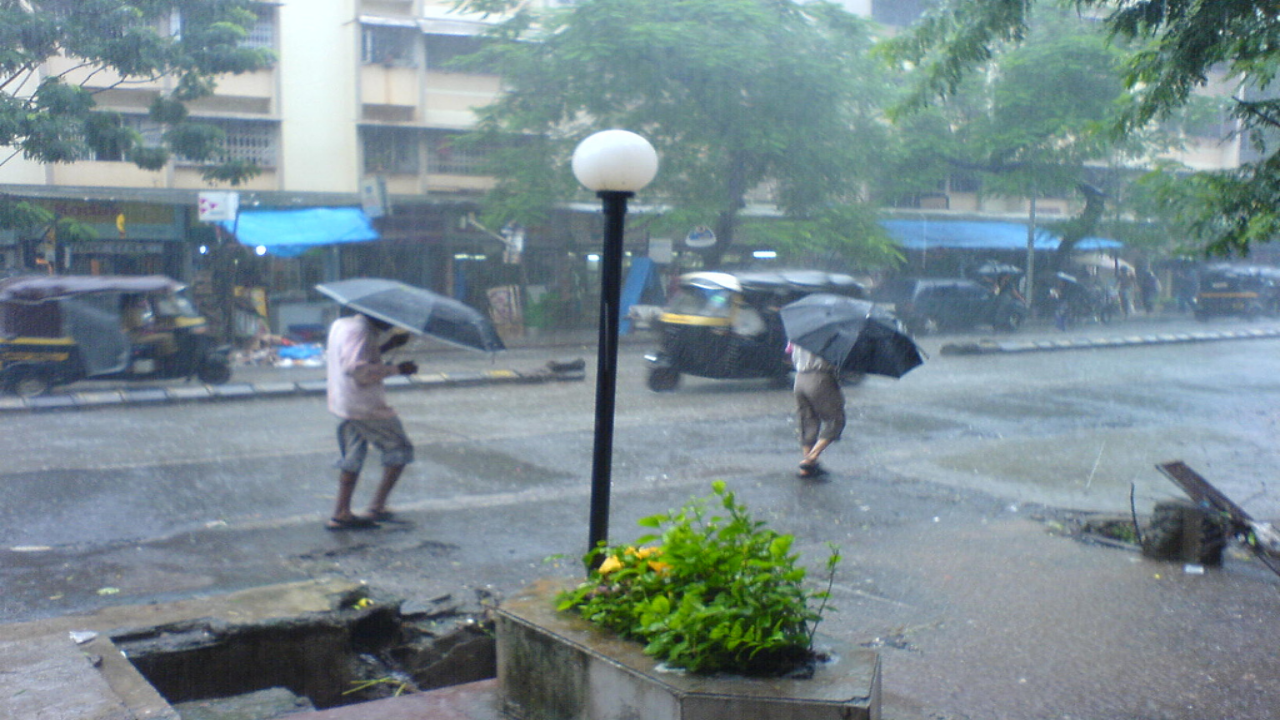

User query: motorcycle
[0,274,233,397]
[1050,272,1118,329]
[644,269,868,392]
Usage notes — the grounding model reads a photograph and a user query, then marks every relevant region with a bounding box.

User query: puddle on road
[418,444,572,485]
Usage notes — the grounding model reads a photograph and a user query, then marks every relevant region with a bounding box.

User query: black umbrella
[780,293,924,379]
[315,278,505,353]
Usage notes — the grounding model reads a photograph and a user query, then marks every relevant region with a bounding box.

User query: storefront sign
[80,241,165,255]
[198,191,240,223]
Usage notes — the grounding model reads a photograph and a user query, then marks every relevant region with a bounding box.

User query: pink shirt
[326,315,401,420]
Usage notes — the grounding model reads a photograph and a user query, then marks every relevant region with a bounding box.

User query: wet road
[4,316,1280,719]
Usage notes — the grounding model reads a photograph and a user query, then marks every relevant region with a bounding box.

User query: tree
[883,0,1280,257]
[454,0,895,267]
[744,204,903,270]
[1,0,274,184]
[0,0,273,271]
[888,13,1140,251]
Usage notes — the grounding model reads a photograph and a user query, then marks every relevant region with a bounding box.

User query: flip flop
[797,463,827,479]
[362,510,401,522]
[326,516,380,531]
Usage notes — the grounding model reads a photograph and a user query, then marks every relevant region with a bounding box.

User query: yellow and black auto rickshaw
[0,274,233,397]
[1194,264,1280,320]
[643,269,868,391]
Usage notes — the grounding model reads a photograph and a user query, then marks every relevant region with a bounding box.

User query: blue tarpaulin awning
[882,219,1121,252]
[219,208,380,257]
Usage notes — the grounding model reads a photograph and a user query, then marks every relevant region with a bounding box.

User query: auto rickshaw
[1194,264,1280,320]
[0,274,233,397]
[644,269,868,391]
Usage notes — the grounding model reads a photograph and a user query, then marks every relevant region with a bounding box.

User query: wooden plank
[1155,461,1253,527]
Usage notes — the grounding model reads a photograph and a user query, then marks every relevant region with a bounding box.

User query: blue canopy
[882,219,1121,251]
[220,208,380,258]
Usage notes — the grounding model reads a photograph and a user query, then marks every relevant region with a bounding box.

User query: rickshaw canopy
[678,269,867,299]
[0,275,191,378]
[0,275,184,304]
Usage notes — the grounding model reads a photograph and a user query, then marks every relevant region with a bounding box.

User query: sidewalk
[0,329,614,414]
[5,312,1278,414]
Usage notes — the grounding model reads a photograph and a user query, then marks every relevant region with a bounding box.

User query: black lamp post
[571,130,659,563]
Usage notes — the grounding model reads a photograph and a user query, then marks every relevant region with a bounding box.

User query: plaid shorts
[334,417,414,473]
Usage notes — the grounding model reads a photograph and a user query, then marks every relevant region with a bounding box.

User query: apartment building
[0,1,514,297]
[0,0,1251,322]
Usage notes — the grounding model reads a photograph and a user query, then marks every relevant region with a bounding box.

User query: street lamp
[572,129,659,563]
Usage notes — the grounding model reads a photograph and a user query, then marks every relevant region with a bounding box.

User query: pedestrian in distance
[1138,265,1161,314]
[324,310,418,530]
[1117,267,1137,317]
[788,342,845,479]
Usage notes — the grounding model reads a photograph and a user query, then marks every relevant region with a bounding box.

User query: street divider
[0,359,587,414]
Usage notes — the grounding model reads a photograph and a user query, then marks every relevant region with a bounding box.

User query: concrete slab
[0,579,365,720]
[120,388,169,403]
[209,384,256,398]
[496,580,880,720]
[165,386,214,401]
[70,391,126,406]
[0,634,137,720]
[285,680,503,720]
[248,381,301,396]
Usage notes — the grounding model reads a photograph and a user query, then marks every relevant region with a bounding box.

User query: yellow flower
[598,546,664,575]
[628,546,663,560]
[647,560,672,574]
[598,555,623,575]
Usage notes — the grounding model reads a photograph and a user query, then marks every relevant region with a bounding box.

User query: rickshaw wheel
[646,367,680,392]
[8,369,51,398]
[197,361,233,385]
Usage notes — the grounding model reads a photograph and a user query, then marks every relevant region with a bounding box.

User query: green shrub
[557,481,840,676]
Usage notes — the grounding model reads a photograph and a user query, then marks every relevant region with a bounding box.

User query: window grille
[363,126,421,175]
[427,131,490,175]
[174,119,278,168]
[218,119,277,166]
[243,6,277,49]
[362,26,419,67]
[88,116,166,162]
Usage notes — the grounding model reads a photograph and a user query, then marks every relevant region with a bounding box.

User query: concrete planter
[496,579,881,720]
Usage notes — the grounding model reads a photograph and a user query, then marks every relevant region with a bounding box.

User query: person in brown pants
[789,343,845,478]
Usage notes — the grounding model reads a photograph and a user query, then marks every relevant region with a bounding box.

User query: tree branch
[1234,97,1280,131]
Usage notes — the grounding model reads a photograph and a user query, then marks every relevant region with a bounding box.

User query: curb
[939,326,1280,356]
[0,367,586,414]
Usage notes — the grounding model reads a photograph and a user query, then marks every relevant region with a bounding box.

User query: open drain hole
[111,588,496,717]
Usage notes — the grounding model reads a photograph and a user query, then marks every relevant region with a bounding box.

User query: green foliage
[0,0,274,185]
[750,203,904,271]
[557,481,841,676]
[883,0,1280,256]
[0,197,97,244]
[453,0,894,263]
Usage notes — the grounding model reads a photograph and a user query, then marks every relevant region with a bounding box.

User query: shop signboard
[197,192,239,223]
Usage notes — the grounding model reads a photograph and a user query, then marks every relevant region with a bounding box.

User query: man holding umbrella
[781,293,925,479]
[789,341,845,479]
[325,311,419,530]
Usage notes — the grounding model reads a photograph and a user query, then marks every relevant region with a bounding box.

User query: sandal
[361,510,401,523]
[326,516,380,531]
[797,463,827,479]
